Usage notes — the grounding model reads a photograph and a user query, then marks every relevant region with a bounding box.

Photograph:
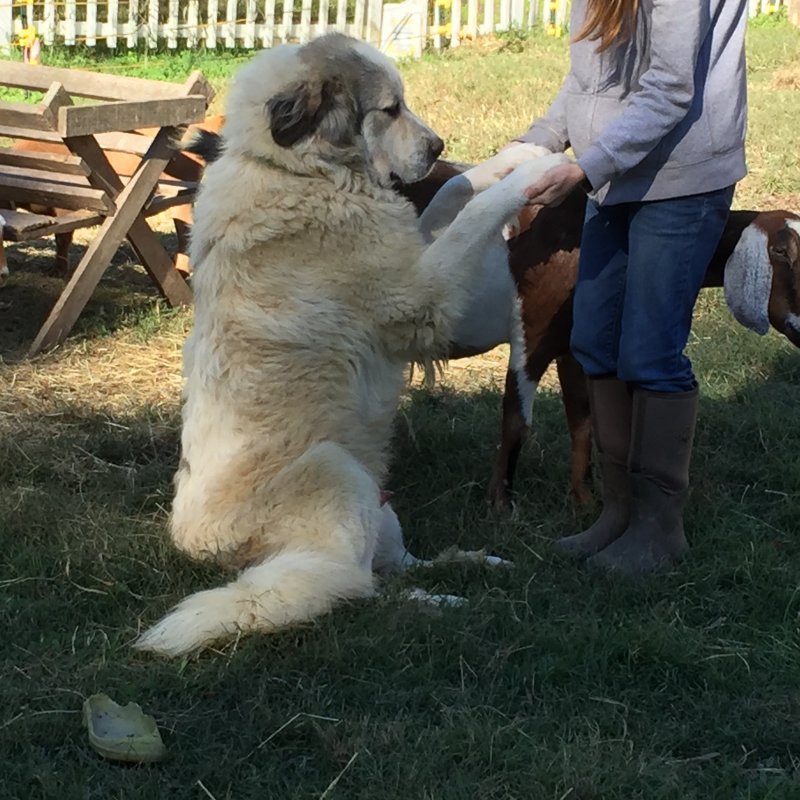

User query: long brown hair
[574,0,640,53]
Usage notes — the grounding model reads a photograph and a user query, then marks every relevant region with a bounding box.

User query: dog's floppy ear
[723,222,773,335]
[267,80,334,148]
[268,78,357,149]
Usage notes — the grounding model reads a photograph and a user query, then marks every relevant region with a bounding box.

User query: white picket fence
[0,0,789,57]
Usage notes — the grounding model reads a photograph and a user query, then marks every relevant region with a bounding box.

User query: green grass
[2,23,800,800]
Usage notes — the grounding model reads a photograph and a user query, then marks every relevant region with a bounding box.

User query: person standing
[511,0,749,575]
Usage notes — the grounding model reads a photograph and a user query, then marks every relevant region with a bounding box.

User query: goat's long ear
[723,222,772,335]
[267,81,328,147]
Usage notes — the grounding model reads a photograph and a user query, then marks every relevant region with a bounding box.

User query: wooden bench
[0,62,215,355]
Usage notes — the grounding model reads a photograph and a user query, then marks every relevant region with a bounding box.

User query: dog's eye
[382,102,401,118]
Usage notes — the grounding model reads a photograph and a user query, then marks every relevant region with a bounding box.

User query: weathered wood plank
[0,125,63,143]
[182,71,216,104]
[93,131,161,156]
[0,172,114,213]
[0,61,197,101]
[0,84,72,143]
[57,96,207,138]
[1,208,105,241]
[0,148,91,176]
[0,162,91,185]
[0,102,56,132]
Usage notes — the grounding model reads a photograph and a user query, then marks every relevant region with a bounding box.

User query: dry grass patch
[773,60,800,88]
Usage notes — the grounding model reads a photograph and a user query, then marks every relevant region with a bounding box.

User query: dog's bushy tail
[134,551,375,657]
[183,129,224,164]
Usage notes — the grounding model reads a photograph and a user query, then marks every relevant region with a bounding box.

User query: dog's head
[224,34,443,187]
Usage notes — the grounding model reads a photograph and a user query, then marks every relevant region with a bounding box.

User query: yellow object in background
[546,0,563,37]
[17,25,41,64]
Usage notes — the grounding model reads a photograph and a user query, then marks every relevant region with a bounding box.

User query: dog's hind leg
[371,504,466,608]
[372,501,513,604]
[136,442,383,657]
[371,502,425,575]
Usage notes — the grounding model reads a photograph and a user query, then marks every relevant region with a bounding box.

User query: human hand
[524,162,587,207]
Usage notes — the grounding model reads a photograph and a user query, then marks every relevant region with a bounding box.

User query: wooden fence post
[789,0,800,25]
[0,0,12,56]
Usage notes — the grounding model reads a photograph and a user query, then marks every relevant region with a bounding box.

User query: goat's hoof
[487,485,514,514]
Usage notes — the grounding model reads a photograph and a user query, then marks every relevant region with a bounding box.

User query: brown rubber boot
[587,387,698,576]
[554,376,633,559]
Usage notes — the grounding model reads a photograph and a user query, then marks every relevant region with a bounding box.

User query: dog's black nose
[430,136,445,159]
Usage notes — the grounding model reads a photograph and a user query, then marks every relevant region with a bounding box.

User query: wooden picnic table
[0,62,215,355]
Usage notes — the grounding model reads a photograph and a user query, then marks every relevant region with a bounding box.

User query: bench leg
[29,129,192,355]
[0,234,8,288]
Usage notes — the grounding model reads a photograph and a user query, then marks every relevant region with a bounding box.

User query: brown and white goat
[152,137,800,510]
[404,163,800,510]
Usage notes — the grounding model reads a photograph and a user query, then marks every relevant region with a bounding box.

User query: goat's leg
[488,367,530,512]
[50,231,72,278]
[556,353,592,504]
[171,206,192,276]
[488,348,552,511]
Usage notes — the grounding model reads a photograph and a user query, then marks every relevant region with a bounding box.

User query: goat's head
[724,212,800,347]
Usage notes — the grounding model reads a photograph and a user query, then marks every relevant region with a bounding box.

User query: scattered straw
[774,61,800,89]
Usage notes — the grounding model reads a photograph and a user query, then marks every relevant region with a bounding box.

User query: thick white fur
[134,38,566,657]
[723,223,772,335]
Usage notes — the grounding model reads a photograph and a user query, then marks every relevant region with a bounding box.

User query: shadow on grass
[1,321,799,798]
[0,230,181,362]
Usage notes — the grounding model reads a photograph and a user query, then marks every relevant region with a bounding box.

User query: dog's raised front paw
[463,143,553,192]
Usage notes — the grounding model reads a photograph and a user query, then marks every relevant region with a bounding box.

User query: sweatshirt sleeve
[577,0,714,191]
[515,71,576,153]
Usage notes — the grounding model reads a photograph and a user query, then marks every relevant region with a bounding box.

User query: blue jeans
[570,187,734,393]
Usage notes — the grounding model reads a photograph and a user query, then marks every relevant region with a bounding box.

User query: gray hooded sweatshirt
[518,0,748,205]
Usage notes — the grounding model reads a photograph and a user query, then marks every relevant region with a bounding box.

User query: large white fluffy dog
[134,33,567,657]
